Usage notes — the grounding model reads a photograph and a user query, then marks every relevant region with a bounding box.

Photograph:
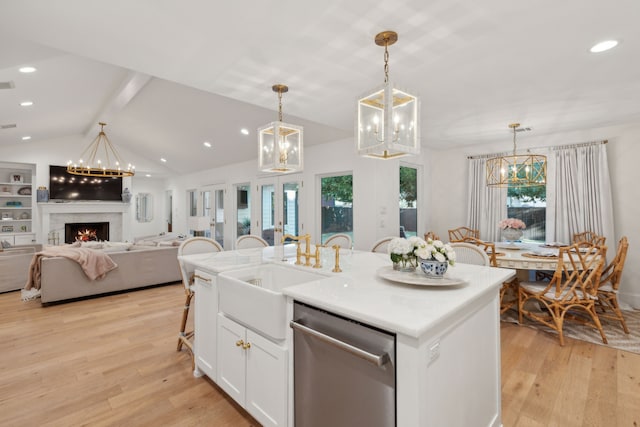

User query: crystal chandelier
[486,123,546,187]
[357,31,420,159]
[258,84,303,173]
[67,122,135,177]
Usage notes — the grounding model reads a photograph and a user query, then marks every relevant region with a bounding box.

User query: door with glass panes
[201,184,226,248]
[257,175,302,245]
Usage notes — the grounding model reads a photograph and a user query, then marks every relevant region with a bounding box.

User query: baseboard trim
[618,291,640,310]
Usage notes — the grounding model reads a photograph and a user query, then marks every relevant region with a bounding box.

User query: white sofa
[39,245,181,304]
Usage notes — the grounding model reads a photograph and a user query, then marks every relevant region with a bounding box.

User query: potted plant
[388,236,424,272]
[415,237,456,278]
[498,218,526,242]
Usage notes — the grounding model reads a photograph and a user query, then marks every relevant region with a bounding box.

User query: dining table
[492,242,560,276]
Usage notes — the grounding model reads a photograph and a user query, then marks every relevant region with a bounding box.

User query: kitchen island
[180,248,515,427]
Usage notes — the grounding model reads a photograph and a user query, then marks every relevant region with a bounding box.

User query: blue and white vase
[419,259,448,278]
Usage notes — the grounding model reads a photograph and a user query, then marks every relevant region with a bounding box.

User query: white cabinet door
[245,329,288,427]
[193,270,218,379]
[217,314,246,404]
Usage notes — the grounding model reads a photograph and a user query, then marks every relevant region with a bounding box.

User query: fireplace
[65,222,110,244]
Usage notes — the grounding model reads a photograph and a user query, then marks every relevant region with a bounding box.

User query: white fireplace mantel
[38,202,131,242]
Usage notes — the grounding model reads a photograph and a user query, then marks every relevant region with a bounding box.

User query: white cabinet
[193,270,218,380]
[217,314,288,427]
[0,162,36,245]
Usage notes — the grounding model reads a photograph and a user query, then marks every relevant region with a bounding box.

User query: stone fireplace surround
[39,202,131,244]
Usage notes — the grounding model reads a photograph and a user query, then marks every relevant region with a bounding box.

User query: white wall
[431,123,640,308]
[129,176,168,237]
[166,138,426,252]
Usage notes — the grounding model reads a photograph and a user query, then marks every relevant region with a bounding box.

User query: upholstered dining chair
[448,226,480,243]
[236,234,269,249]
[518,241,608,346]
[573,230,606,247]
[596,236,629,333]
[371,237,394,253]
[324,233,352,250]
[449,242,490,266]
[177,237,223,360]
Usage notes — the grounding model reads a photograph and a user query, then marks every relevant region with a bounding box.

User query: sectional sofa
[38,245,181,304]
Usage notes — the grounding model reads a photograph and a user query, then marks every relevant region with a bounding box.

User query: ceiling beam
[84,71,152,137]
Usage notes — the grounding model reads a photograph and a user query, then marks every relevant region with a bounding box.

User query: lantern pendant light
[258,84,303,173]
[356,31,420,159]
[486,123,546,187]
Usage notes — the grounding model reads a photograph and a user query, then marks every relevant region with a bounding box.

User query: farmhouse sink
[218,264,326,340]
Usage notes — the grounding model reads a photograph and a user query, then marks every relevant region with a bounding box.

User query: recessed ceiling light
[590,40,618,53]
[203,141,212,148]
[160,158,167,163]
[20,101,33,107]
[241,128,250,135]
[145,174,151,177]
[22,136,31,141]
[19,66,37,73]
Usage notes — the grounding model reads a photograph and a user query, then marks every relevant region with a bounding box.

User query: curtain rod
[467,139,608,159]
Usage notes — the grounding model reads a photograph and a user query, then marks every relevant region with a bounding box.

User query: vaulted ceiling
[1,0,638,176]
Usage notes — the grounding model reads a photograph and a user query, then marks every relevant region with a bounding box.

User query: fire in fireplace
[65,222,110,244]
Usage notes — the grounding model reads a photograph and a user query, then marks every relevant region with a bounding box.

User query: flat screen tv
[49,165,123,201]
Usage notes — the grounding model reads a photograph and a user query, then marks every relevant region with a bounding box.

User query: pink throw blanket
[24,247,118,291]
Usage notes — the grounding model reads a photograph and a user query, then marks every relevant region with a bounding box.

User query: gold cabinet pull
[236,339,244,347]
[193,274,211,282]
[242,342,251,350]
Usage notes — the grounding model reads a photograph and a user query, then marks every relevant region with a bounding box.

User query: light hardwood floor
[1,284,638,426]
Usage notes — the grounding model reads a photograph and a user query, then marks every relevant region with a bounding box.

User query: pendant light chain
[278,89,283,122]
[510,123,520,156]
[383,42,390,83]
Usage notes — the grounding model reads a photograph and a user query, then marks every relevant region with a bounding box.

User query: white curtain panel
[547,142,614,250]
[467,157,507,242]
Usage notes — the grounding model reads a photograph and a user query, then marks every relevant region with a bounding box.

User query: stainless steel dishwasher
[291,301,396,427]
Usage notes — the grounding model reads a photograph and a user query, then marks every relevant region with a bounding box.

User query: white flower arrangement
[388,236,456,267]
[415,238,456,266]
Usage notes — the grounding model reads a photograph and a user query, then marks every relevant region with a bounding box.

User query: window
[187,190,197,217]
[320,174,353,243]
[399,166,417,237]
[236,184,251,237]
[507,184,546,242]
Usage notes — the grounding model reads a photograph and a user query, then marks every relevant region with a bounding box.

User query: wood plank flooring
[1,284,638,426]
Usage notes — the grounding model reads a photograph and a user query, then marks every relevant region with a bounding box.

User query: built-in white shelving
[0,162,36,245]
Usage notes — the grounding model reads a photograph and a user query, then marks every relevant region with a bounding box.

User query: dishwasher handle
[290,320,390,367]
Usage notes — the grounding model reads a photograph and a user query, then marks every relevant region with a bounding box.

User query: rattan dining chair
[518,241,608,346]
[236,234,269,249]
[424,231,440,241]
[456,236,517,313]
[177,237,223,360]
[596,236,629,334]
[448,226,480,243]
[573,230,606,246]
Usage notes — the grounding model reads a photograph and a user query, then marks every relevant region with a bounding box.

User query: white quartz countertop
[283,251,515,338]
[180,249,515,339]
